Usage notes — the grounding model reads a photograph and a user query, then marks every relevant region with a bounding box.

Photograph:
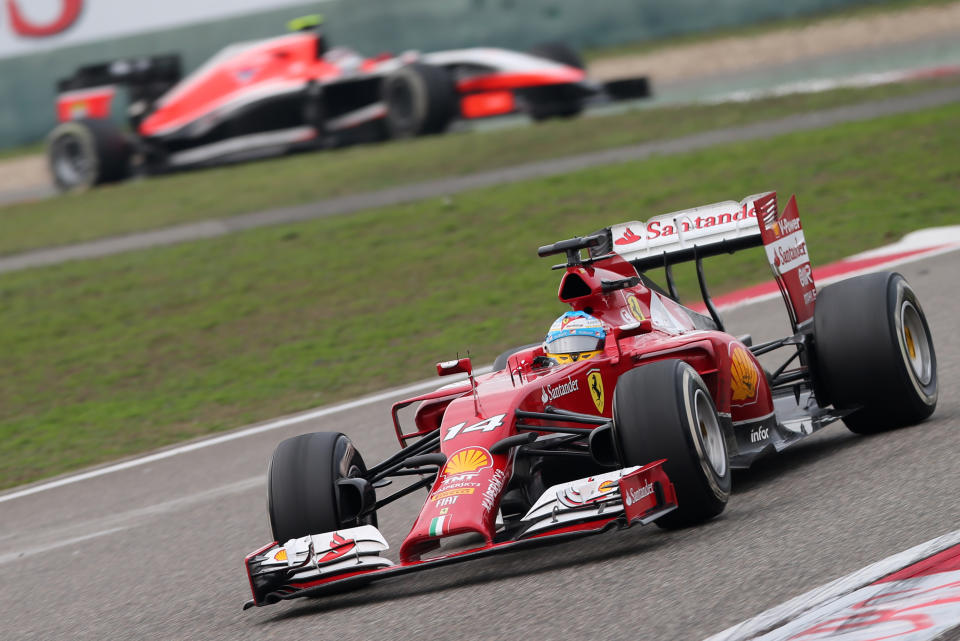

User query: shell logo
[598,480,616,493]
[444,448,492,475]
[730,345,759,402]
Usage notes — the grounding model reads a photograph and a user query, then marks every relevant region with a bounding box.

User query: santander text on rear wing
[598,191,817,328]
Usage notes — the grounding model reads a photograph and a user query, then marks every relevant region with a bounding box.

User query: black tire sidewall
[383,63,455,138]
[48,122,99,191]
[47,118,131,191]
[612,360,730,527]
[267,432,370,543]
[813,272,937,431]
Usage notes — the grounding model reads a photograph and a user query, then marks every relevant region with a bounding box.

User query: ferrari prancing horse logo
[587,369,604,413]
[626,294,645,322]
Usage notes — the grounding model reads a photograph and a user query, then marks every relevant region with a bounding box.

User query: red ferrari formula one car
[243,191,937,608]
[46,16,649,192]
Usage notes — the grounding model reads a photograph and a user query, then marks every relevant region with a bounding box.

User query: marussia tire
[382,63,456,138]
[46,118,131,192]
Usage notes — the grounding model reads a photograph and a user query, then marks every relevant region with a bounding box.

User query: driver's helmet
[543,311,606,364]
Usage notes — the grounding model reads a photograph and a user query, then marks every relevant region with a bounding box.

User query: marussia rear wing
[593,191,817,329]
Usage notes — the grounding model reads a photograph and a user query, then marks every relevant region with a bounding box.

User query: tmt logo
[6,0,84,38]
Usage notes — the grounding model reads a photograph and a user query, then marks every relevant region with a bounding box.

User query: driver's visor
[546,350,601,364]
[544,335,603,355]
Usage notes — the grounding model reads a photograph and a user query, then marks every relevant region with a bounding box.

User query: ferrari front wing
[244,460,676,608]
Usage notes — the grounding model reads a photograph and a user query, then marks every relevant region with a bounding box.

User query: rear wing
[603,193,771,269]
[591,191,816,330]
[55,55,182,123]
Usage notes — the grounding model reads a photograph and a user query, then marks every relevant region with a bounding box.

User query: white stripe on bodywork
[168,125,316,166]
[422,47,572,73]
[326,102,388,131]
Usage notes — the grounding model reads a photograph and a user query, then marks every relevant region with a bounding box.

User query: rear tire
[47,118,131,192]
[813,272,937,434]
[382,63,456,138]
[612,360,730,529]
[267,432,376,543]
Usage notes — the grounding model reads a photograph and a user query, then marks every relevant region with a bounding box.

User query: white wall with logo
[0,0,313,59]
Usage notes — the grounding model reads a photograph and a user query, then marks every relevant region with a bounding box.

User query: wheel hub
[693,388,727,477]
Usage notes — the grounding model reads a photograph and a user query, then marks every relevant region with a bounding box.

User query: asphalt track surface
[2,85,960,275]
[1,250,957,641]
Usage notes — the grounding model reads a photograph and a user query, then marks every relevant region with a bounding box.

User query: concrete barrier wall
[0,0,893,148]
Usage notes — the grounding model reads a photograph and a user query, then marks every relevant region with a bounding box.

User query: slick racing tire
[492,343,542,371]
[813,272,937,434]
[382,63,456,138]
[527,41,586,121]
[267,432,376,543]
[612,360,730,529]
[47,118,132,192]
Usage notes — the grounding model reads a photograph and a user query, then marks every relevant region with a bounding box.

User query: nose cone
[399,447,509,562]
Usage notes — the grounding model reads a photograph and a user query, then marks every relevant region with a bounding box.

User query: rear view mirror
[436,357,472,377]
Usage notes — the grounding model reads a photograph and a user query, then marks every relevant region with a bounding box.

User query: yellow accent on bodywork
[288,14,324,32]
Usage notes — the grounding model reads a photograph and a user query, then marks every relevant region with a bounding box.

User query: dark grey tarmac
[1,252,957,641]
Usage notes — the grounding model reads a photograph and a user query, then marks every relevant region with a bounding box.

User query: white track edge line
[704,528,960,641]
[0,369,488,504]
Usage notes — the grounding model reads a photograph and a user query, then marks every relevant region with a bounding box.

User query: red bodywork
[391,251,771,562]
[246,192,818,607]
[56,86,115,121]
[139,33,341,137]
[55,32,590,133]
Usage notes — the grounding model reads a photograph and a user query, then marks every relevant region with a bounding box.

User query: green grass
[1,75,958,256]
[584,0,960,61]
[0,142,43,161]
[2,100,960,489]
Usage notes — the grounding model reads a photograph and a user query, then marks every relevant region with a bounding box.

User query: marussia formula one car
[46,16,649,192]
[243,191,937,609]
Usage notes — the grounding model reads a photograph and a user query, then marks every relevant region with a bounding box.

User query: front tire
[612,360,730,529]
[267,432,376,543]
[47,118,131,192]
[813,272,937,434]
[382,63,456,138]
